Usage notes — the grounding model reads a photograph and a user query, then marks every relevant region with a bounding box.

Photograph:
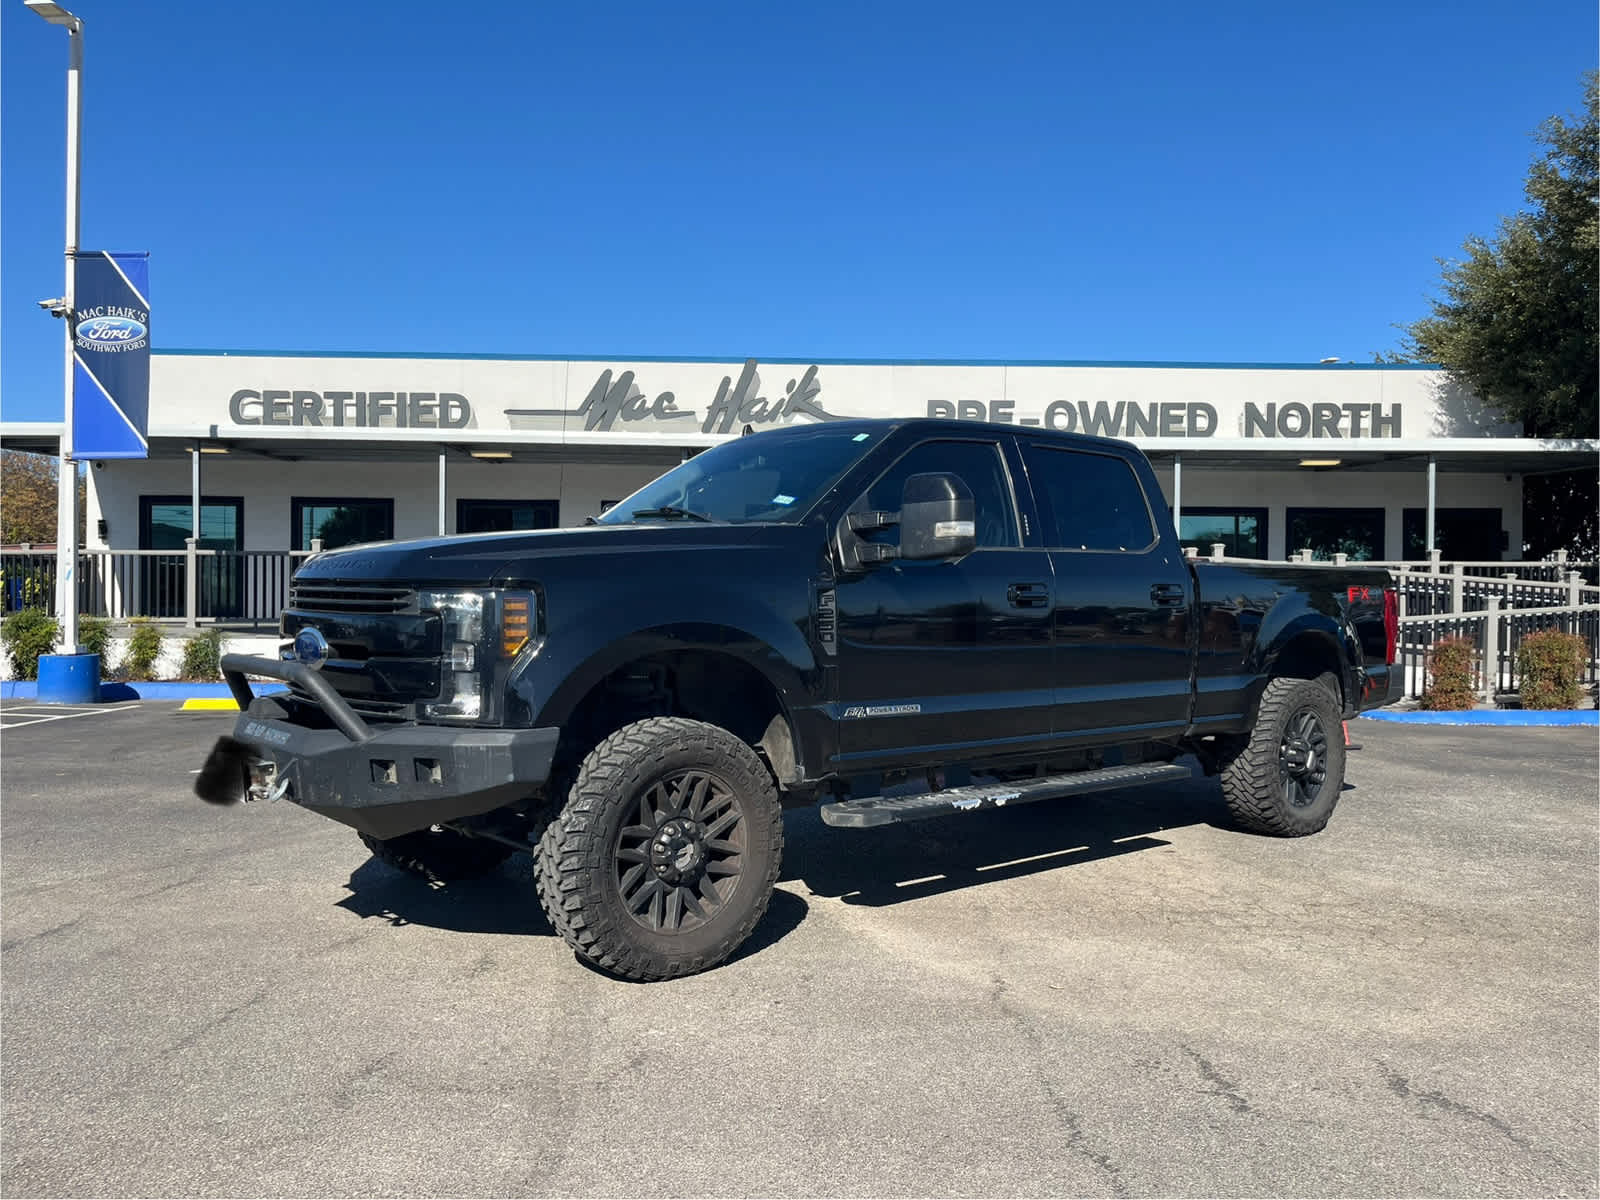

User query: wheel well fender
[1243,620,1351,725]
[530,628,807,783]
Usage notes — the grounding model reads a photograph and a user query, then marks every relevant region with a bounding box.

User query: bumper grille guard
[222,653,373,743]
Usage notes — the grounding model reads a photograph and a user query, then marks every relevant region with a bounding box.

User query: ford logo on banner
[75,315,148,343]
[72,250,151,460]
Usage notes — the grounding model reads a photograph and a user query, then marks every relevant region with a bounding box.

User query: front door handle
[1007,582,1049,609]
[1150,583,1186,607]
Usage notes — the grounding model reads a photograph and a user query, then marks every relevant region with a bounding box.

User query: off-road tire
[359,827,515,882]
[1218,674,1346,836]
[533,717,783,981]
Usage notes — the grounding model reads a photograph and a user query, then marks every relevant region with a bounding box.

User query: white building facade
[6,348,1594,627]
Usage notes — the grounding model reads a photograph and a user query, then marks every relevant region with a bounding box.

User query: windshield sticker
[772,494,796,506]
[852,433,870,441]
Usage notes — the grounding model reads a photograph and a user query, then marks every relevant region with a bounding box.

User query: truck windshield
[597,424,885,526]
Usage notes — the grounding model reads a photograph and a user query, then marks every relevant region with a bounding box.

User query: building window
[138,496,244,619]
[1178,507,1267,559]
[1285,507,1386,561]
[1402,508,1505,561]
[292,498,394,551]
[456,499,559,534]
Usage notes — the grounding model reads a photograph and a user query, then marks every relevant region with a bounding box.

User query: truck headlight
[416,589,539,722]
[419,590,485,720]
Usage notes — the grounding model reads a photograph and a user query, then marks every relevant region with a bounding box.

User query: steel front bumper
[196,653,559,840]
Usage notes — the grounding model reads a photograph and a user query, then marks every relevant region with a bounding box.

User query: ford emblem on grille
[291,626,330,670]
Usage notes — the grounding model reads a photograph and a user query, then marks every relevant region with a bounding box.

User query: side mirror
[899,472,976,560]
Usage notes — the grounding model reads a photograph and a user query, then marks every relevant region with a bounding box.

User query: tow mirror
[898,472,975,560]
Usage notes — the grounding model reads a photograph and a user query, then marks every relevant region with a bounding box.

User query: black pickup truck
[197,418,1401,979]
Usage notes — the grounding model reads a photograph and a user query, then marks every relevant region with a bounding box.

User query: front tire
[533,717,783,981]
[1218,675,1346,836]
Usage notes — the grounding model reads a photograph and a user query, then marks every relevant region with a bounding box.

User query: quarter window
[1022,445,1155,551]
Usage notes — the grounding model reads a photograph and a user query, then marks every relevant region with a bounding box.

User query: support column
[1425,454,1437,557]
[188,443,201,630]
[1171,454,1182,541]
[191,444,201,539]
[438,452,447,536]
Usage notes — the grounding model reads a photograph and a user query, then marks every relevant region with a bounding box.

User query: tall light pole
[27,0,84,653]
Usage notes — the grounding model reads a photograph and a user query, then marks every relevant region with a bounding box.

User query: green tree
[1,451,59,545]
[1400,73,1598,560]
[0,451,89,547]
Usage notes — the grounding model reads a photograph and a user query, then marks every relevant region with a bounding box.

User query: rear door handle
[1007,582,1049,609]
[1150,583,1186,607]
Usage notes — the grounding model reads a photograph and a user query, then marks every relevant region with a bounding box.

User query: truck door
[831,435,1056,773]
[1015,442,1193,742]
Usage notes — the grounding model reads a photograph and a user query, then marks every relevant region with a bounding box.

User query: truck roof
[759,416,1141,456]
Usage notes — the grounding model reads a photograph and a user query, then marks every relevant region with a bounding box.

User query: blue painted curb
[1,681,289,701]
[1361,709,1598,726]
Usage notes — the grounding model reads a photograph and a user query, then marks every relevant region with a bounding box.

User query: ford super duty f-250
[196,418,1402,979]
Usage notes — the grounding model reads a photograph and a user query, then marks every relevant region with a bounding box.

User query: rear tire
[1218,675,1346,836]
[359,826,514,882]
[533,717,783,981]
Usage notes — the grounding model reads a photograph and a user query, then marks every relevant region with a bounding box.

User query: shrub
[178,628,224,681]
[1,608,59,680]
[79,615,112,660]
[1518,629,1588,709]
[1422,636,1478,710]
[121,618,165,680]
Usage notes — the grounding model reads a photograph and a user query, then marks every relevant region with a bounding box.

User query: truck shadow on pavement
[784,774,1235,907]
[332,771,1290,950]
[336,855,556,936]
[334,848,812,960]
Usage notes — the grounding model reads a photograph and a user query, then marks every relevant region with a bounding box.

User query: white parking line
[0,703,142,730]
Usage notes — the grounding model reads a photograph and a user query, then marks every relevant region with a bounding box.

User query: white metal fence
[1,544,319,629]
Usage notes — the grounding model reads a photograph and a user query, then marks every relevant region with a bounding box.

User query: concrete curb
[1361,709,1598,726]
[1,681,288,702]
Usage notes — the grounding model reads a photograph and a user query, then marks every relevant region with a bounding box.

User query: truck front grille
[289,686,412,721]
[287,581,416,615]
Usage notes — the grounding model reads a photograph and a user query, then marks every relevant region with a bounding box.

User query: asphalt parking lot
[2,703,1596,1198]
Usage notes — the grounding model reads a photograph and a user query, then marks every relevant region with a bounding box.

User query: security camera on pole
[28,0,153,703]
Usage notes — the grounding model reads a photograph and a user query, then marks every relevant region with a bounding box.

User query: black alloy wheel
[615,769,747,934]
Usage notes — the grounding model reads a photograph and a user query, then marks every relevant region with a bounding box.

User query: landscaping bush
[1422,636,1478,710]
[1,608,59,681]
[79,615,112,660]
[1517,629,1588,709]
[121,618,165,680]
[178,628,224,681]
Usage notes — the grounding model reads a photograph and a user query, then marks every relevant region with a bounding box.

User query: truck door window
[862,440,1018,548]
[1022,446,1156,552]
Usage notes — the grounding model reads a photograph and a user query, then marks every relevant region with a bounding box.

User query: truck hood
[293,523,817,586]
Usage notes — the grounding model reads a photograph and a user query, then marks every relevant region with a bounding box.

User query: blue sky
[2,0,1594,423]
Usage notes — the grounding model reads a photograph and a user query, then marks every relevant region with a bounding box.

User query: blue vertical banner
[71,251,150,459]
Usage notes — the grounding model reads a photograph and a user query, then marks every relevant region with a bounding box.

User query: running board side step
[819,762,1194,829]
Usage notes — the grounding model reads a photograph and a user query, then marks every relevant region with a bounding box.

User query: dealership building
[3,348,1594,622]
